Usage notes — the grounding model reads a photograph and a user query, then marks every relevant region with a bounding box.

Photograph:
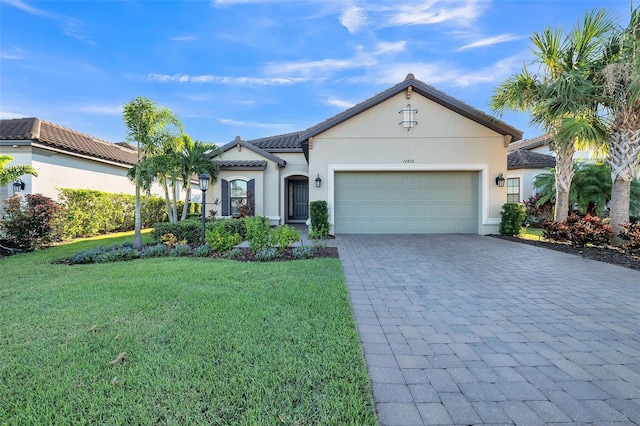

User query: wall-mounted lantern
[315,174,322,188]
[495,172,506,187]
[13,179,25,193]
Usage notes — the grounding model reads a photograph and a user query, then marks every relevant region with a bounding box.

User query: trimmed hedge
[58,188,168,238]
[309,200,329,238]
[151,218,248,244]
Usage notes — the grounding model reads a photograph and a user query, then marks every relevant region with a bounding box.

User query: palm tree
[492,10,615,221]
[598,6,640,236]
[123,97,182,249]
[1,155,37,187]
[176,136,221,221]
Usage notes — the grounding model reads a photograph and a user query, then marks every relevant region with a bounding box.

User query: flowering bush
[542,214,613,247]
[1,194,63,250]
[619,222,640,255]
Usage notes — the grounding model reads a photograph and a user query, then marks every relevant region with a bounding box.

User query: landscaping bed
[493,235,640,272]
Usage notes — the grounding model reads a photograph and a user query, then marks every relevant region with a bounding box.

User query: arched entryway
[285,176,309,223]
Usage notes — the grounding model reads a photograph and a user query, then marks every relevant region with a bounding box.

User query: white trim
[328,163,490,233]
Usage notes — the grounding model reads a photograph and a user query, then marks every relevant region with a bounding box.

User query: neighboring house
[208,73,523,235]
[507,149,556,203]
[0,117,168,202]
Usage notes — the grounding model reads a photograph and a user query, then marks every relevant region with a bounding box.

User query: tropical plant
[492,10,615,221]
[177,135,221,221]
[534,162,640,218]
[1,194,63,250]
[123,97,182,249]
[597,7,640,236]
[0,155,37,187]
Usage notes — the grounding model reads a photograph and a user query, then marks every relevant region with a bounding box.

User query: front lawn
[0,233,377,424]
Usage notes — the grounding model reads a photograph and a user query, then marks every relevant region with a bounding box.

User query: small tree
[499,203,526,237]
[1,194,63,250]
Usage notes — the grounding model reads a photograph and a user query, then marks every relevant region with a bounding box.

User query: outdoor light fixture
[315,174,322,188]
[399,104,418,129]
[495,172,506,187]
[13,179,25,193]
[199,173,210,245]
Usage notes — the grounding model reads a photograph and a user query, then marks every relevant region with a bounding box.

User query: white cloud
[218,118,292,130]
[456,34,521,51]
[0,111,28,119]
[147,73,307,85]
[0,47,26,60]
[325,97,355,109]
[340,5,368,33]
[170,35,199,42]
[387,0,486,27]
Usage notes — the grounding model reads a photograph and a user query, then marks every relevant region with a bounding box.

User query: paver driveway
[336,234,640,425]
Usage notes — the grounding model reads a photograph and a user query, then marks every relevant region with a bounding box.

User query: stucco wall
[307,92,508,235]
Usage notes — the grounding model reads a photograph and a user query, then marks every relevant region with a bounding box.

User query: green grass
[0,232,377,425]
[520,226,544,241]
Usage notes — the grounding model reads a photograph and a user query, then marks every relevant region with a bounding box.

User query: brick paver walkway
[337,234,640,425]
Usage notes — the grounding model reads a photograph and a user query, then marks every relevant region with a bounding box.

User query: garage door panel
[335,171,478,234]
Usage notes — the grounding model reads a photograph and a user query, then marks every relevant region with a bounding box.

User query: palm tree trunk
[171,180,178,222]
[553,143,575,221]
[607,129,640,245]
[134,182,142,250]
[161,179,174,223]
[181,187,191,221]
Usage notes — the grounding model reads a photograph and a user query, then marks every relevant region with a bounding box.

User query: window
[507,177,520,203]
[230,180,247,216]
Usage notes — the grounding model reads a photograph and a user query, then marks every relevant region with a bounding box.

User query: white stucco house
[208,74,523,235]
[0,117,174,203]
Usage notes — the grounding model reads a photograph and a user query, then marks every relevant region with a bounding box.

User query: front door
[288,180,308,221]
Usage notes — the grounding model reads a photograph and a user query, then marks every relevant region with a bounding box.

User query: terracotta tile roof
[215,160,268,170]
[507,134,551,152]
[216,136,287,167]
[508,149,556,170]
[247,132,302,152]
[0,117,137,166]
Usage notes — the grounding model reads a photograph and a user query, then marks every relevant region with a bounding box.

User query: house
[208,73,523,235]
[507,148,556,203]
[0,117,168,202]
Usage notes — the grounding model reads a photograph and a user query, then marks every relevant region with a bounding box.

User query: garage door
[334,171,478,234]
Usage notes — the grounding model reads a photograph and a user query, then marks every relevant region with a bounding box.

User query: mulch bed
[491,235,640,272]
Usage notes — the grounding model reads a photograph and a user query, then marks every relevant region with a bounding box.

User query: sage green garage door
[334,171,478,234]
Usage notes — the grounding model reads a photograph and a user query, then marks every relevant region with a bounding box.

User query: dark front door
[289,180,308,221]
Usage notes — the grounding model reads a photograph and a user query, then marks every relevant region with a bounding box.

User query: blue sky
[0,0,633,145]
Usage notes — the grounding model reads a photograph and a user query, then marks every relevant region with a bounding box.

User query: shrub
[499,203,526,237]
[170,244,193,257]
[292,246,314,259]
[94,246,140,263]
[245,216,272,252]
[254,247,280,262]
[214,218,247,240]
[542,214,613,247]
[161,233,187,248]
[140,243,171,258]
[193,245,212,257]
[309,200,329,238]
[225,247,242,260]
[71,246,108,264]
[619,221,640,255]
[1,194,63,250]
[271,225,301,248]
[152,221,201,244]
[206,227,242,252]
[523,194,553,227]
[59,189,167,238]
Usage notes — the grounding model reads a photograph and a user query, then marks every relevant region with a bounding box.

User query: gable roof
[507,134,551,152]
[215,136,286,167]
[507,149,556,170]
[247,132,302,152]
[0,117,137,166]
[215,160,268,171]
[299,74,523,148]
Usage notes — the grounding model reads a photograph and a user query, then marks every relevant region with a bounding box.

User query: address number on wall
[402,159,415,163]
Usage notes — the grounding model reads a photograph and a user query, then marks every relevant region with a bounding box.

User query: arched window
[230,179,247,216]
